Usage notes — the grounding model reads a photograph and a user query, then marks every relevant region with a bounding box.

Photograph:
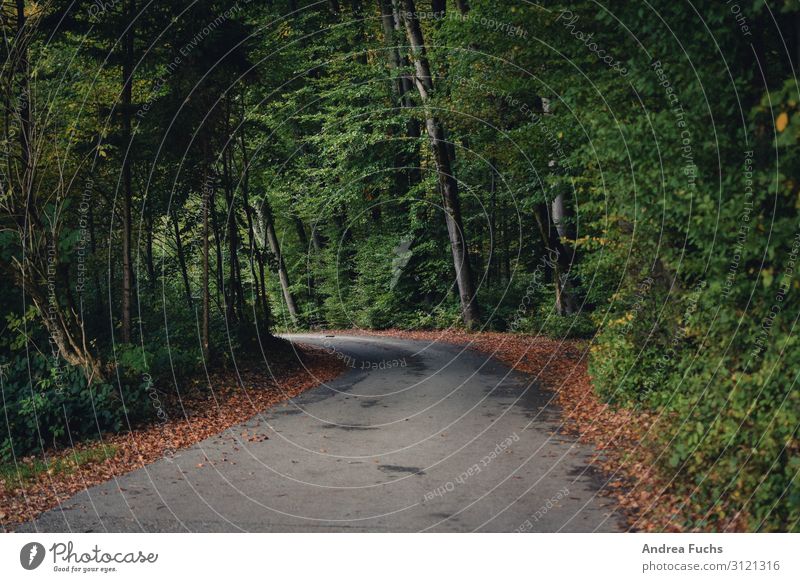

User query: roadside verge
[1,342,345,530]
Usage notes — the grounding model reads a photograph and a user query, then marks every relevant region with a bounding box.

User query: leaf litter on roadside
[0,344,345,530]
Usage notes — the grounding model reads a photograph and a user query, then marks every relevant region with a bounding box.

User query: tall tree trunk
[393,4,417,118]
[15,0,31,184]
[120,0,135,343]
[551,192,567,239]
[379,0,404,97]
[399,0,479,328]
[145,213,155,283]
[380,0,421,189]
[311,227,324,252]
[533,204,575,315]
[201,160,211,359]
[540,94,575,314]
[238,112,270,328]
[222,131,238,324]
[171,207,193,310]
[292,214,320,308]
[293,215,309,249]
[502,199,510,282]
[256,248,269,327]
[391,0,421,144]
[455,0,469,15]
[88,199,104,320]
[245,213,267,323]
[208,183,224,308]
[488,165,496,286]
[260,203,300,325]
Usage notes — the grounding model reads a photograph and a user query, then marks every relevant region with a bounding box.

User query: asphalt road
[19,334,623,532]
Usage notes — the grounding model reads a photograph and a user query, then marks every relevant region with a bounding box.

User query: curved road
[20,334,623,532]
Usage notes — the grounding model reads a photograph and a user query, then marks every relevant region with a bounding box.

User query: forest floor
[327,328,687,532]
[0,341,345,530]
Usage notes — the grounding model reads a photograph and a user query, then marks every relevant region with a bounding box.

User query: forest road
[19,334,624,532]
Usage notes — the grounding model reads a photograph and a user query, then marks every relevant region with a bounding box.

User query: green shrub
[0,351,150,463]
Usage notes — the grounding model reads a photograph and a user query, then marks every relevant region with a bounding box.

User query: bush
[0,351,151,463]
[404,303,463,330]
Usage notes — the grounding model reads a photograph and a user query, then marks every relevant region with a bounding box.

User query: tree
[0,0,105,382]
[120,0,135,343]
[398,0,479,328]
[257,200,300,326]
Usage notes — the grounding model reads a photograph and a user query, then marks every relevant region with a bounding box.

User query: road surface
[19,334,623,532]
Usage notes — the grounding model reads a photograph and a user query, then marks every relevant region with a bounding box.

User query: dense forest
[1,0,798,531]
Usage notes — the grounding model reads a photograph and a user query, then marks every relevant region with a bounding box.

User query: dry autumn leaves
[0,343,345,530]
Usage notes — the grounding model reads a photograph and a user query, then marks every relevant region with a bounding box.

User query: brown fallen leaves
[329,328,686,531]
[0,343,345,531]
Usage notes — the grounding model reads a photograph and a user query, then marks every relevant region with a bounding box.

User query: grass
[0,443,117,492]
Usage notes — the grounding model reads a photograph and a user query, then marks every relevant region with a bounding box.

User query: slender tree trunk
[391,0,421,146]
[311,228,324,252]
[455,0,469,15]
[222,138,238,323]
[539,92,576,314]
[488,166,496,287]
[308,223,325,324]
[503,201,510,282]
[379,0,404,97]
[3,89,12,195]
[551,193,567,239]
[234,239,245,315]
[171,207,193,310]
[209,184,224,308]
[145,214,155,283]
[399,0,479,328]
[238,114,270,328]
[256,249,269,326]
[293,216,309,249]
[246,227,267,324]
[120,0,135,343]
[88,199,104,320]
[201,162,211,358]
[261,203,300,325]
[380,0,421,189]
[15,0,31,184]
[533,204,575,315]
[292,214,320,307]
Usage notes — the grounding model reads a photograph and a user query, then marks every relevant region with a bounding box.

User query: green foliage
[525,311,596,340]
[404,303,464,331]
[0,0,797,531]
[0,350,149,463]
